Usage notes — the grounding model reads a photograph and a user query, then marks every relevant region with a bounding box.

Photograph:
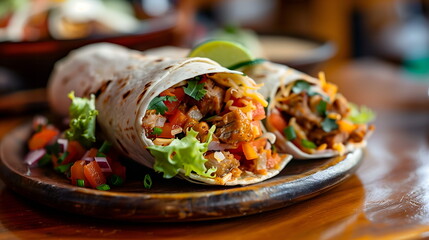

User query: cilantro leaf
[148,96,177,115]
[316,100,328,117]
[292,80,311,94]
[65,91,98,148]
[151,127,163,136]
[184,80,207,100]
[321,118,338,132]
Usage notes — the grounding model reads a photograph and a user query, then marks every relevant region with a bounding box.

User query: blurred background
[0,0,429,112]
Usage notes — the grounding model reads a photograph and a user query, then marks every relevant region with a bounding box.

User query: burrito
[243,61,375,159]
[48,43,291,185]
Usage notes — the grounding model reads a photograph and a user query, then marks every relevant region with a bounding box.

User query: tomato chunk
[252,101,266,121]
[268,112,287,132]
[157,123,174,138]
[168,110,188,128]
[71,160,89,187]
[62,141,86,164]
[84,161,106,188]
[28,128,58,150]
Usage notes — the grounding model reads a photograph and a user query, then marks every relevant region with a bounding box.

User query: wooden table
[0,59,428,239]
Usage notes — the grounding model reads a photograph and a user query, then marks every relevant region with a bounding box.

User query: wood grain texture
[0,59,428,239]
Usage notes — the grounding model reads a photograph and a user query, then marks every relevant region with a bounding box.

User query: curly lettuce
[147,126,216,179]
[347,103,376,124]
[65,91,98,148]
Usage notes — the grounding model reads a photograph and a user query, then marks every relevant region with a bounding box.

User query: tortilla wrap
[243,61,372,159]
[48,43,291,185]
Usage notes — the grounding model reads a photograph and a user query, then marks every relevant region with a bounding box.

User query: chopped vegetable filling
[142,74,280,181]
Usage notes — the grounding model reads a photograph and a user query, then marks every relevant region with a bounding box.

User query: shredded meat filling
[283,93,322,129]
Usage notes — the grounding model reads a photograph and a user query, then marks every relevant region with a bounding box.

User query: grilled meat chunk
[204,151,239,177]
[197,79,225,115]
[215,108,253,144]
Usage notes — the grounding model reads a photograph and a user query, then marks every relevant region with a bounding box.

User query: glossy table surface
[0,59,429,239]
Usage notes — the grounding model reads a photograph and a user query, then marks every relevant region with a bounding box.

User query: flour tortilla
[48,43,291,185]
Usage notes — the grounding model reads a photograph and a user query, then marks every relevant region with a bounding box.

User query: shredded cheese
[318,72,326,87]
[333,143,346,155]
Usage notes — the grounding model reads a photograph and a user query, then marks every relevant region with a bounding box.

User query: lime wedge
[188,40,254,69]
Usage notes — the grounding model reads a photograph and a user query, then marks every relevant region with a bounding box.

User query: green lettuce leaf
[147,126,217,179]
[65,91,98,148]
[347,103,376,124]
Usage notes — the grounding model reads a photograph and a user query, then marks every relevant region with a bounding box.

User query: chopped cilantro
[321,118,338,132]
[54,162,73,173]
[46,142,60,156]
[283,126,296,140]
[57,151,69,164]
[292,80,311,94]
[98,141,112,154]
[151,127,163,136]
[38,154,52,167]
[77,179,85,187]
[144,174,152,189]
[96,184,110,191]
[301,139,317,149]
[148,96,177,115]
[316,100,327,117]
[184,80,207,100]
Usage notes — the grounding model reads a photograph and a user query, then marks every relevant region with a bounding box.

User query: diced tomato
[28,128,59,150]
[71,160,89,187]
[62,141,86,164]
[161,88,185,115]
[84,161,106,188]
[232,153,242,161]
[168,109,188,128]
[267,152,281,169]
[251,138,267,151]
[83,148,98,158]
[231,97,246,107]
[268,112,287,132]
[252,101,266,121]
[242,142,258,160]
[157,122,174,138]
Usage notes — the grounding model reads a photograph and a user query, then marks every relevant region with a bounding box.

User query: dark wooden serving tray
[0,122,362,222]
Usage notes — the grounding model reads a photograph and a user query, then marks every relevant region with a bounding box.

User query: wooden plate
[0,123,362,222]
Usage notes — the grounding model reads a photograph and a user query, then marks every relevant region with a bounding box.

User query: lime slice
[188,40,254,69]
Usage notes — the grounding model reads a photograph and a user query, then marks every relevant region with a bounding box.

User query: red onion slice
[57,138,68,153]
[208,141,235,151]
[94,157,112,173]
[24,149,46,167]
